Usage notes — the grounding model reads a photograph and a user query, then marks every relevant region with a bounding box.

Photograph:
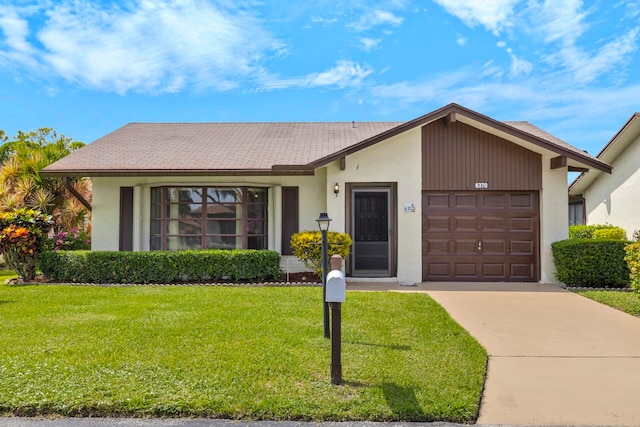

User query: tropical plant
[0,128,90,233]
[47,227,91,251]
[290,230,352,274]
[0,208,54,281]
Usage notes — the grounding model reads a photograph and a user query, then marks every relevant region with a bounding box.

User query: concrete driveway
[416,282,640,426]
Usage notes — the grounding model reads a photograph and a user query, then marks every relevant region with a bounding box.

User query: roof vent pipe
[352,120,356,128]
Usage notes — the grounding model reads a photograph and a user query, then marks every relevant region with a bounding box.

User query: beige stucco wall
[326,127,423,285]
[583,134,640,240]
[540,156,569,284]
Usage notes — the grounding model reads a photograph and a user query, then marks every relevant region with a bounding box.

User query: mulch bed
[5,272,323,287]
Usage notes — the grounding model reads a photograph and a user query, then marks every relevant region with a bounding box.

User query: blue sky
[0,0,639,157]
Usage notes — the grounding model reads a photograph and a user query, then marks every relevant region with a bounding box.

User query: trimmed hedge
[624,243,640,292]
[592,227,627,240]
[569,224,624,239]
[38,250,282,284]
[551,239,630,288]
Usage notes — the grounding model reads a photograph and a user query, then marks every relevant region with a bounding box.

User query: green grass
[578,290,640,317]
[0,285,486,422]
[0,269,17,283]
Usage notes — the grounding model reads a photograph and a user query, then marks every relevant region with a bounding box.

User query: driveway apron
[416,282,640,426]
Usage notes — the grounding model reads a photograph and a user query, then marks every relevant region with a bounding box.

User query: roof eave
[40,168,315,178]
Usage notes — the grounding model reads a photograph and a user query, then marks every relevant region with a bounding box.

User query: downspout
[63,177,92,212]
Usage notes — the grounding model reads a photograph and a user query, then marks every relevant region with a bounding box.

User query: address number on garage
[474,182,488,189]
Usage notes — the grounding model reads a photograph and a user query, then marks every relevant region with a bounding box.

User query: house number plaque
[474,182,488,189]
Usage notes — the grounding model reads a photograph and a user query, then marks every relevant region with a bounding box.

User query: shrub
[0,209,53,282]
[38,249,282,284]
[569,224,619,239]
[552,239,630,288]
[290,230,352,274]
[624,243,640,292]
[593,227,627,240]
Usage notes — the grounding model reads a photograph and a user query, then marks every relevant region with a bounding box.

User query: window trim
[150,186,268,251]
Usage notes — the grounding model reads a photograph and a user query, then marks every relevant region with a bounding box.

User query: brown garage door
[422,192,539,282]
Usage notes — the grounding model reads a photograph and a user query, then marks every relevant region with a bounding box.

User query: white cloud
[0,1,284,94]
[432,0,520,35]
[526,0,639,84]
[348,9,404,32]
[456,36,467,46]
[527,0,587,44]
[506,48,533,78]
[260,60,373,90]
[360,37,381,51]
[311,16,338,24]
[548,27,639,84]
[496,41,507,48]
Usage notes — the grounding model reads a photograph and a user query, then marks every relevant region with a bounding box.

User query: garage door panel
[511,240,534,255]
[454,263,478,277]
[479,216,505,232]
[481,240,506,255]
[426,239,450,255]
[511,217,535,232]
[481,194,506,208]
[454,194,477,208]
[482,263,505,278]
[510,193,536,208]
[424,194,450,208]
[453,216,477,231]
[511,263,534,279]
[423,191,538,282]
[425,263,451,278]
[425,216,451,232]
[454,239,478,255]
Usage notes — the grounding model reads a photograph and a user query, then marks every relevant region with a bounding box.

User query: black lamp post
[316,212,331,339]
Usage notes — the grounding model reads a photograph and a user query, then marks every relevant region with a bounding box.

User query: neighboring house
[41,103,610,285]
[569,112,640,239]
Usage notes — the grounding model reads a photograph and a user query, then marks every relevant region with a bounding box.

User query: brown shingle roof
[43,121,401,176]
[41,103,610,177]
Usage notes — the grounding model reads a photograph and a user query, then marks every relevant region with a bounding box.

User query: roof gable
[570,113,640,195]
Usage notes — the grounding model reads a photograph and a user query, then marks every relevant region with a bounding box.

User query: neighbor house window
[150,187,268,251]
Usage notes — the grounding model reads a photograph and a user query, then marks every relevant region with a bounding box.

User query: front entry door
[352,188,391,276]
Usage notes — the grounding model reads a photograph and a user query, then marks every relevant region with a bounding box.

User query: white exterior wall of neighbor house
[540,155,569,284]
[582,134,640,239]
[90,173,327,274]
[325,127,423,285]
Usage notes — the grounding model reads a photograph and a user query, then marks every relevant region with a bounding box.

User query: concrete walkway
[361,282,640,426]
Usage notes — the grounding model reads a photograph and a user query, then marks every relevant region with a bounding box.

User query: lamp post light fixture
[316,212,332,339]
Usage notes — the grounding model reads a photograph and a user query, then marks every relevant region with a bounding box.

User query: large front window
[150,187,268,250]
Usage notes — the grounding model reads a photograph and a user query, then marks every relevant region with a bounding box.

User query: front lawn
[0,285,486,422]
[577,290,640,317]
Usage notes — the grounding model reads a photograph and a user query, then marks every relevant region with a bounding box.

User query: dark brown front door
[352,189,390,276]
[422,191,539,281]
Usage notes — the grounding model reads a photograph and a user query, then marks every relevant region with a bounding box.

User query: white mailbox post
[325,254,345,385]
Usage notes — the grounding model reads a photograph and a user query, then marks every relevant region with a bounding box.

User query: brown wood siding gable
[422,119,542,191]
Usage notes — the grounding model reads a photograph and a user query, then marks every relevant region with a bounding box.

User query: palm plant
[0,128,90,233]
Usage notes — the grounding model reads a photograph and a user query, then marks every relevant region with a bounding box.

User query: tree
[0,128,90,233]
